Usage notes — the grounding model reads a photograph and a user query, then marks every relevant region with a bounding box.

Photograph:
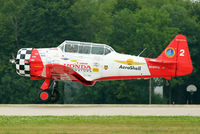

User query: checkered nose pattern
[16,48,33,77]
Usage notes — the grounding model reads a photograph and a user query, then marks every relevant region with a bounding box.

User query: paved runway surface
[0,104,200,116]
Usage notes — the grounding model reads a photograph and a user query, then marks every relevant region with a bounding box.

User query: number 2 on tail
[179,49,185,56]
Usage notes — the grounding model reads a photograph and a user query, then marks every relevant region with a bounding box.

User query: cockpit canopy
[58,40,115,55]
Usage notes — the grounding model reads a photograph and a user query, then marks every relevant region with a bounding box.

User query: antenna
[137,48,147,57]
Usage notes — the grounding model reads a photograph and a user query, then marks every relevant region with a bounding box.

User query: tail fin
[157,34,193,76]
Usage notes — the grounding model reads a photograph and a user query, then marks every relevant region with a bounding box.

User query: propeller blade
[10,54,16,64]
[9,59,16,64]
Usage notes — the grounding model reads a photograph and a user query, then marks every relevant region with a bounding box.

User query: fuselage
[15,40,175,82]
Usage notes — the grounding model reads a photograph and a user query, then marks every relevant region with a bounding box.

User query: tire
[38,90,51,103]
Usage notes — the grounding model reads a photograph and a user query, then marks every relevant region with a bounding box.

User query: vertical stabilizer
[157,34,193,76]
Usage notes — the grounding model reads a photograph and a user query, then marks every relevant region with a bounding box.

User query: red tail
[157,34,193,76]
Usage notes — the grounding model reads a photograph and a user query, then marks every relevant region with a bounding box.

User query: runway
[0,104,200,116]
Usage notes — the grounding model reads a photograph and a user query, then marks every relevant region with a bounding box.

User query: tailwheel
[39,90,51,103]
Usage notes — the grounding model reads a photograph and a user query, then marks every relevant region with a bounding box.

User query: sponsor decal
[93,68,99,72]
[54,53,59,57]
[70,60,77,62]
[119,65,141,70]
[66,63,92,72]
[176,39,186,42]
[77,62,88,65]
[149,66,160,69]
[40,54,46,57]
[50,48,58,50]
[162,67,165,69]
[165,47,175,58]
[47,60,59,64]
[93,62,100,67]
[39,52,45,55]
[61,57,69,60]
[34,65,43,68]
[115,59,145,65]
[104,65,108,70]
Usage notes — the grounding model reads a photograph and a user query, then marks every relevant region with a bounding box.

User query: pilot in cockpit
[69,44,75,52]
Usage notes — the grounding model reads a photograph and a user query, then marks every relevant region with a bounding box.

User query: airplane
[12,34,193,103]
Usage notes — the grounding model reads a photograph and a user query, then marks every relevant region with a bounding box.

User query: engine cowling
[16,48,44,78]
[16,48,32,77]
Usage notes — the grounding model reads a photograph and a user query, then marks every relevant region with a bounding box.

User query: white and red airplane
[12,34,193,102]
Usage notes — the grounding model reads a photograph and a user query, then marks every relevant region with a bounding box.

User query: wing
[40,64,95,90]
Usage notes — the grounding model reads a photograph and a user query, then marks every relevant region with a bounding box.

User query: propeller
[9,54,16,64]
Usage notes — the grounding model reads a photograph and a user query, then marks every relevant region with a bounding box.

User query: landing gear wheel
[39,90,50,103]
[38,81,60,103]
[50,89,59,103]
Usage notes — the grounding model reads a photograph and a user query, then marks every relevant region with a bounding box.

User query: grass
[0,116,200,134]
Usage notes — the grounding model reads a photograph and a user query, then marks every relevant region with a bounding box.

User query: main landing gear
[38,81,60,103]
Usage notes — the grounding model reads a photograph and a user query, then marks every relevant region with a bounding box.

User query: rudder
[175,35,193,76]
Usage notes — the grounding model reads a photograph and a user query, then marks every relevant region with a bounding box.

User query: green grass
[0,116,200,134]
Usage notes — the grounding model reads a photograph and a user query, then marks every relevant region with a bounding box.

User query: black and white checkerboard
[16,48,32,77]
